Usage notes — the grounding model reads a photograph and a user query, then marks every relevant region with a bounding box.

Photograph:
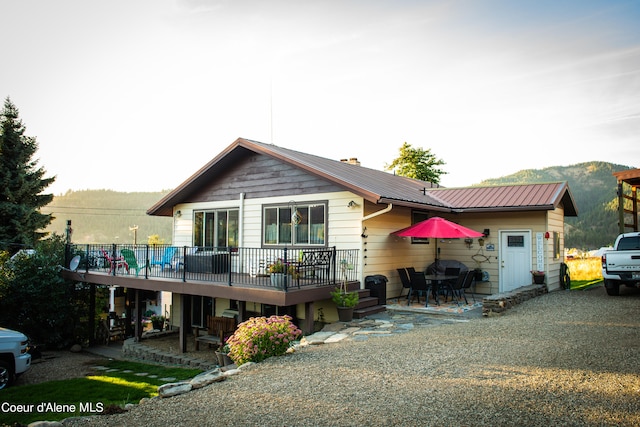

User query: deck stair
[353,289,386,319]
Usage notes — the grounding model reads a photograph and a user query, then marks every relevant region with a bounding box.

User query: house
[63,137,577,347]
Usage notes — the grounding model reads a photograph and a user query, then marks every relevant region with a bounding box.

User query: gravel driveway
[63,285,640,426]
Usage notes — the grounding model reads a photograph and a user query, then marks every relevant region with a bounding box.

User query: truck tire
[0,360,14,390]
[604,280,620,296]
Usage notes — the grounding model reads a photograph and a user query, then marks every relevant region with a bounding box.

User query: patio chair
[151,246,178,271]
[408,271,430,306]
[459,270,476,304]
[195,315,237,351]
[120,249,144,276]
[448,271,467,306]
[442,267,460,301]
[396,268,412,299]
[100,248,127,274]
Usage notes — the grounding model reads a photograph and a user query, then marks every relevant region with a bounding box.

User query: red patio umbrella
[392,216,484,266]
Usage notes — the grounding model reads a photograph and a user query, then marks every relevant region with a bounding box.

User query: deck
[62,244,361,343]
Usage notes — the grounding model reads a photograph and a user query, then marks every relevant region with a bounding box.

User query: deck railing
[65,244,359,291]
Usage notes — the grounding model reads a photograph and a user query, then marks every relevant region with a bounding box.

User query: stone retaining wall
[482,284,548,316]
[122,336,217,370]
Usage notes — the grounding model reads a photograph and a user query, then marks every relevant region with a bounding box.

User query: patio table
[424,274,459,306]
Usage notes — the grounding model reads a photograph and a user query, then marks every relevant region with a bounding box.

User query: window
[194,209,239,248]
[411,211,430,244]
[508,235,525,247]
[191,296,213,327]
[553,232,561,259]
[263,203,326,246]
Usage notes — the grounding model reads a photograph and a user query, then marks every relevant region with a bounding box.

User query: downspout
[359,203,394,286]
[238,192,245,247]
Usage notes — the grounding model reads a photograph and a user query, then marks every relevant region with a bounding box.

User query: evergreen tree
[0,97,55,253]
[385,142,447,184]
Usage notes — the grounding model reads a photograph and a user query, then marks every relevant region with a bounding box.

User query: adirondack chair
[120,249,144,276]
[100,248,127,274]
[151,246,178,271]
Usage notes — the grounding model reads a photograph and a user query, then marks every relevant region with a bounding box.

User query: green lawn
[0,360,202,425]
[570,279,603,290]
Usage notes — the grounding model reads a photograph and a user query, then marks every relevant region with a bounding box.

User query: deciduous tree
[385,142,446,184]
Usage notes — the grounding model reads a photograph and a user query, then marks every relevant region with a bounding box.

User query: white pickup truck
[0,327,32,390]
[601,232,640,296]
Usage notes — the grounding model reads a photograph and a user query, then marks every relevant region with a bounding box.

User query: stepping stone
[324,333,349,343]
[135,372,149,376]
[122,370,134,373]
[160,377,177,382]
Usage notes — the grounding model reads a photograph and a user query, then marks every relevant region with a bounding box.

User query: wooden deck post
[304,302,314,335]
[180,294,189,353]
[134,289,142,341]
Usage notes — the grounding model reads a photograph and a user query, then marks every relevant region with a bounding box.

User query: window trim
[262,201,328,248]
[193,208,239,248]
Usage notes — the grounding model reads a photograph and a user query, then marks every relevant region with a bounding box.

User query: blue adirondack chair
[151,247,178,271]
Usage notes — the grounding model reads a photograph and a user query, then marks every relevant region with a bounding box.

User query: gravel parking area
[39,286,640,425]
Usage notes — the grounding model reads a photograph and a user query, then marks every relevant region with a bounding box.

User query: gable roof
[147,138,577,217]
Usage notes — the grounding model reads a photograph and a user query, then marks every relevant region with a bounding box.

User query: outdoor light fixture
[175,210,182,218]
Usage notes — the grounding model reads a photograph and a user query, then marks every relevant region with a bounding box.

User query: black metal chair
[396,268,412,299]
[442,267,460,302]
[448,271,469,306]
[459,270,475,304]
[408,271,431,306]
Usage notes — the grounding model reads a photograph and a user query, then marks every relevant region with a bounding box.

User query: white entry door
[500,231,531,292]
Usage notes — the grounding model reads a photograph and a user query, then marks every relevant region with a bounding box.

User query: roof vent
[340,158,361,166]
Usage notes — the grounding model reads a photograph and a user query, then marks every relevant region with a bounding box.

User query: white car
[0,327,32,390]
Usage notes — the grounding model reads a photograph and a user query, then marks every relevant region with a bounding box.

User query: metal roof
[147,138,577,217]
[429,182,578,216]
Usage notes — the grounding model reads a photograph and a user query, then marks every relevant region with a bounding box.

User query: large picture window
[194,209,239,248]
[263,202,326,246]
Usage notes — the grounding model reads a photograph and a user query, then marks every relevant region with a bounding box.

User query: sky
[1,0,639,195]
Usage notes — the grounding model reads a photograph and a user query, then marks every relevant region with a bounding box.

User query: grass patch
[0,360,202,425]
[570,279,603,291]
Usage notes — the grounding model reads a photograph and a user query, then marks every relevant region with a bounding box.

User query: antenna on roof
[270,78,274,144]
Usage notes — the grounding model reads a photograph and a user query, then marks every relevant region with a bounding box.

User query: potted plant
[150,315,165,331]
[215,342,234,367]
[330,259,359,322]
[268,259,296,288]
[531,270,545,285]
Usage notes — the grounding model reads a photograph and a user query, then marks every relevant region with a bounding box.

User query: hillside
[43,189,172,244]
[42,162,634,249]
[476,161,636,250]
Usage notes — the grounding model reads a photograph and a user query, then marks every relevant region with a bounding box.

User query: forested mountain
[476,161,636,250]
[43,190,172,244]
[42,162,634,249]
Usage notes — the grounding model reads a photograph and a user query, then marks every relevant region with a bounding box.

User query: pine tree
[0,97,55,252]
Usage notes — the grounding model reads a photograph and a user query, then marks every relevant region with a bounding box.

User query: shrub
[226,315,302,366]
